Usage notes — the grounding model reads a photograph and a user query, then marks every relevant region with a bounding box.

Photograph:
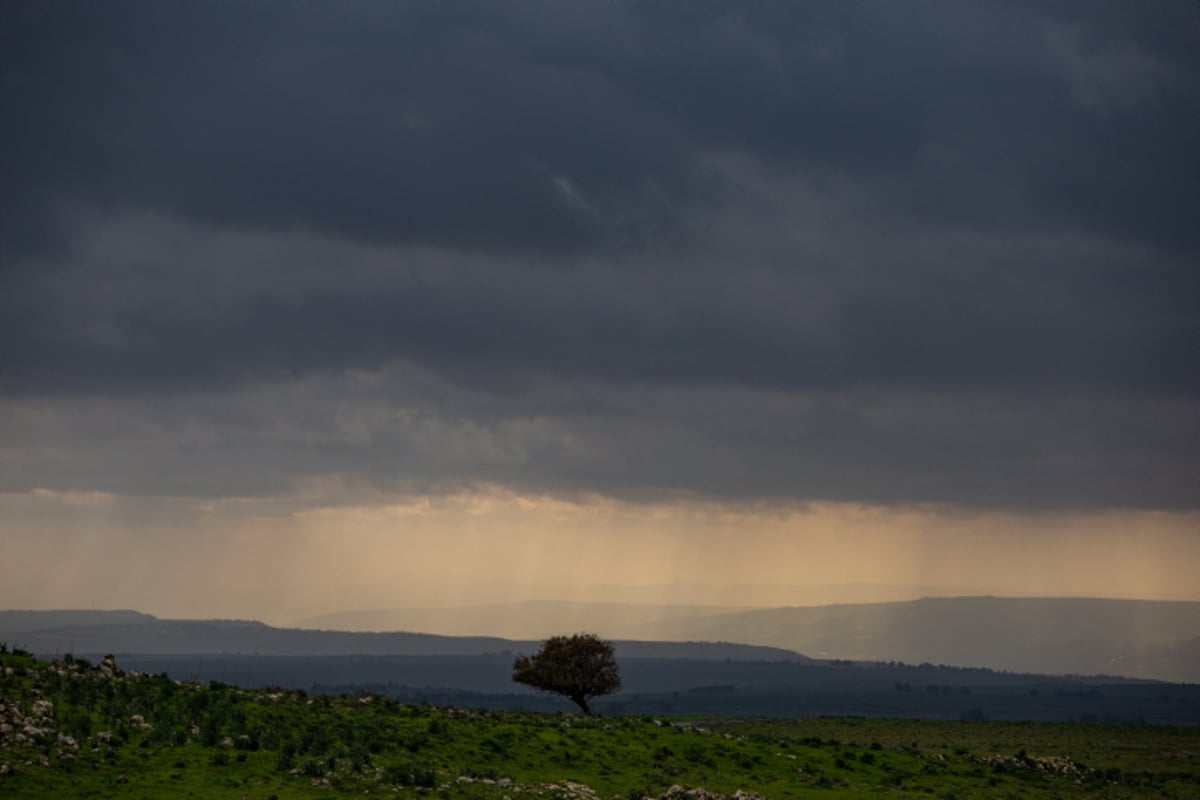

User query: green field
[3,650,1198,798]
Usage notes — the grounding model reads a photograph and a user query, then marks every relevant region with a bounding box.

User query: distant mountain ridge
[291,600,752,640]
[3,596,1197,682]
[0,609,802,662]
[287,596,1200,682]
[645,596,1200,682]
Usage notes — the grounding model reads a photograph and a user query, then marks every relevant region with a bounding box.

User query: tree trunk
[572,695,591,714]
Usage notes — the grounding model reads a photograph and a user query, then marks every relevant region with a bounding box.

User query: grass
[2,649,1198,798]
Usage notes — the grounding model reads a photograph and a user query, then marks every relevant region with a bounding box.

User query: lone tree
[511,633,621,714]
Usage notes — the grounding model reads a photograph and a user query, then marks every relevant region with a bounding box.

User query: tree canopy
[511,633,621,714]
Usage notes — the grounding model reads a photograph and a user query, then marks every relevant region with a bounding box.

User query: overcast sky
[2,1,1197,622]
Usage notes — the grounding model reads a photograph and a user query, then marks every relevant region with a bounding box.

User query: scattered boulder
[99,656,124,678]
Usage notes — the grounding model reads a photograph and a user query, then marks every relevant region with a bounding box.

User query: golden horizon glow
[2,487,1198,627]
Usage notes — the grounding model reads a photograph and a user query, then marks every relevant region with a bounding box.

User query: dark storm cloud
[2,1,1197,510]
[3,373,1196,510]
[5,217,1195,398]
[4,1,1197,258]
[1,1,697,258]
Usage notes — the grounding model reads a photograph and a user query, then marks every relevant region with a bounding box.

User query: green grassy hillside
[2,648,1198,798]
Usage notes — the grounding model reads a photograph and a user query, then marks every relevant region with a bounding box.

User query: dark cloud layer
[5,1,1198,257]
[2,1,1197,511]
